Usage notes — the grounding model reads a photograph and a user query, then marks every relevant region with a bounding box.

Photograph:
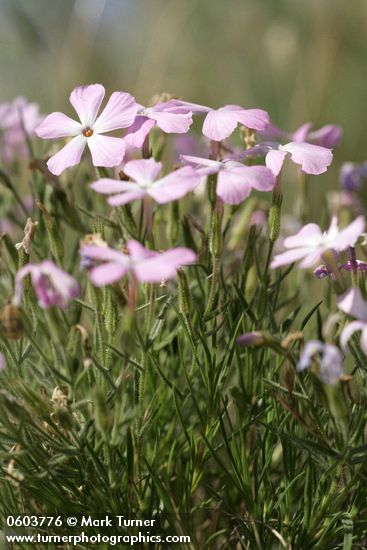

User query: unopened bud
[236,331,265,347]
[209,206,223,258]
[177,269,191,316]
[268,188,283,243]
[36,201,64,262]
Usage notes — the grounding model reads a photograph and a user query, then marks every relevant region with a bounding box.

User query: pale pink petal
[93,92,138,133]
[361,328,367,355]
[134,248,196,282]
[266,149,287,176]
[340,321,367,351]
[331,216,365,251]
[202,109,239,141]
[282,142,333,175]
[299,250,325,268]
[217,169,253,204]
[124,116,156,149]
[180,155,222,169]
[47,135,86,175]
[69,84,105,127]
[89,262,129,286]
[270,248,310,269]
[87,134,125,167]
[148,166,200,203]
[291,122,313,142]
[91,178,139,194]
[167,100,211,113]
[337,288,367,321]
[283,223,322,248]
[81,244,127,263]
[233,108,270,131]
[149,110,193,134]
[236,165,275,192]
[123,158,162,185]
[127,240,157,260]
[108,190,145,206]
[35,112,82,139]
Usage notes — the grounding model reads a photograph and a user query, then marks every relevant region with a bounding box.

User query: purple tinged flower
[181,155,275,205]
[313,264,333,279]
[91,158,200,206]
[14,260,80,309]
[337,288,367,355]
[124,100,193,149]
[35,84,139,175]
[339,162,367,192]
[298,340,343,385]
[170,100,269,141]
[236,332,265,346]
[271,216,365,269]
[80,240,196,286]
[340,260,367,272]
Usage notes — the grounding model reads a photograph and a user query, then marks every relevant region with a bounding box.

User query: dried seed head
[81,233,107,247]
[0,304,23,340]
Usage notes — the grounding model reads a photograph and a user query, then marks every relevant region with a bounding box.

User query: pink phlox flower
[271,216,365,269]
[236,140,333,176]
[181,154,275,205]
[338,287,367,355]
[35,84,139,175]
[259,122,342,149]
[91,158,200,206]
[124,100,193,150]
[14,260,80,309]
[298,340,343,385]
[170,100,269,142]
[80,240,196,286]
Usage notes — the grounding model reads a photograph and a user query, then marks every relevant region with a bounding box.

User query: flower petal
[123,158,162,185]
[87,134,125,167]
[127,240,157,260]
[266,149,287,176]
[308,124,342,148]
[202,109,239,141]
[90,178,139,194]
[133,248,196,282]
[70,84,105,127]
[35,112,82,139]
[47,135,86,175]
[149,110,193,134]
[340,320,366,351]
[270,247,310,269]
[337,288,367,321]
[108,190,146,206]
[124,116,156,149]
[331,215,365,251]
[89,262,129,286]
[233,107,270,131]
[283,223,322,248]
[148,166,200,203]
[80,244,127,263]
[282,142,333,175]
[93,92,138,133]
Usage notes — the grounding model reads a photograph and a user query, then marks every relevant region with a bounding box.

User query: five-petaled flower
[181,154,275,205]
[171,100,270,141]
[271,216,365,269]
[35,84,139,175]
[80,240,196,286]
[14,261,80,309]
[91,158,200,206]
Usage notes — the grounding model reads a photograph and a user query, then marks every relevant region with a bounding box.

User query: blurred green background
[1,0,366,169]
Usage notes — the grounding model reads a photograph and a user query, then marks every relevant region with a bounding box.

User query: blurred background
[1,0,367,181]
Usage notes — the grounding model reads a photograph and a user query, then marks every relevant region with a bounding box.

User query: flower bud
[177,269,191,317]
[209,205,223,258]
[36,201,64,262]
[236,331,265,347]
[268,188,283,243]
